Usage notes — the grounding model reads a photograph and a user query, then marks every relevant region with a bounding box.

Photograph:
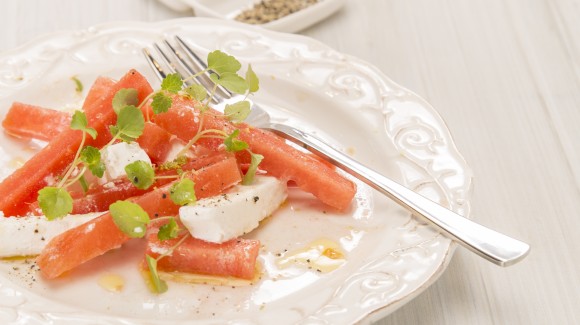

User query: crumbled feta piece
[100,142,151,182]
[179,175,287,243]
[0,213,102,257]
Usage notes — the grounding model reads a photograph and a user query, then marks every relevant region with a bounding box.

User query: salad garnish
[71,75,83,93]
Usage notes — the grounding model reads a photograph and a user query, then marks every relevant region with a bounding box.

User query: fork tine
[152,43,179,75]
[162,40,196,78]
[175,36,207,70]
[145,41,220,104]
[142,48,167,80]
[145,37,238,106]
[161,40,224,102]
[173,36,232,100]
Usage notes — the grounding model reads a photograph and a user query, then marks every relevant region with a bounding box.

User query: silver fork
[143,36,530,267]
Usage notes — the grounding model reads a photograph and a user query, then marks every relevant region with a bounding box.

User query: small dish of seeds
[157,0,347,33]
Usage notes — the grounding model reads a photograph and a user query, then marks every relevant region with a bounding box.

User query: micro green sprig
[147,50,259,122]
[109,199,190,294]
[125,160,155,190]
[110,197,191,242]
[110,200,150,238]
[108,105,145,143]
[71,76,83,94]
[223,129,264,185]
[41,80,196,223]
[38,89,149,220]
[110,199,189,294]
[38,111,96,220]
[145,232,189,294]
[152,50,263,184]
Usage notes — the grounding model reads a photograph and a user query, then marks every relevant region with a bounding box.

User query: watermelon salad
[0,51,356,293]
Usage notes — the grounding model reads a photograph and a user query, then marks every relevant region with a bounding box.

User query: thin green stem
[154,175,180,180]
[138,92,156,122]
[155,233,190,262]
[202,83,219,109]
[199,135,228,140]
[177,129,223,157]
[137,92,155,110]
[182,68,209,84]
[154,216,176,222]
[176,115,205,157]
[63,166,88,189]
[58,131,86,188]
[105,133,120,148]
[199,129,229,138]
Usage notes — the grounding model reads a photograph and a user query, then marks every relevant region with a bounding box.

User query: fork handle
[266,123,530,267]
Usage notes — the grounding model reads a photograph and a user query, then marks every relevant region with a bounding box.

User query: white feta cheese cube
[179,175,287,243]
[100,142,151,181]
[0,213,102,257]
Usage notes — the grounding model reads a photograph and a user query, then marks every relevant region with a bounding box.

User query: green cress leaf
[80,146,105,178]
[109,125,120,139]
[207,50,241,74]
[151,92,173,115]
[109,200,150,238]
[224,129,249,152]
[160,73,183,94]
[210,72,248,95]
[145,255,168,294]
[224,101,250,123]
[158,218,180,241]
[242,152,264,185]
[70,110,88,130]
[246,64,259,93]
[38,187,73,220]
[71,76,83,93]
[112,88,139,114]
[169,178,196,206]
[79,175,89,194]
[125,160,155,190]
[86,127,98,141]
[111,105,145,141]
[70,110,97,139]
[183,84,207,102]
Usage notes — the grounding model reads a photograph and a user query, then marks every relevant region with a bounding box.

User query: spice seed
[235,0,320,25]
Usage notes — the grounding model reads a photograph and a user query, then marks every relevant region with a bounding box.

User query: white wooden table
[1,0,579,324]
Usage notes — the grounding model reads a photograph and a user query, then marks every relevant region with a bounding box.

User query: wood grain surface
[1,0,579,324]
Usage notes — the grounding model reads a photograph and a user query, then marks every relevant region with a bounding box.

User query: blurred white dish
[158,0,347,32]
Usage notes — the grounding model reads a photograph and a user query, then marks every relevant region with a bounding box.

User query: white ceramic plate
[157,0,347,33]
[0,18,472,325]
